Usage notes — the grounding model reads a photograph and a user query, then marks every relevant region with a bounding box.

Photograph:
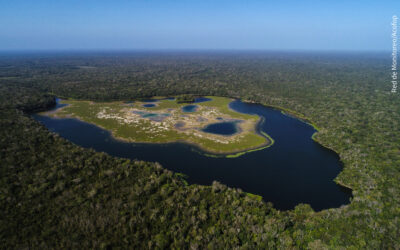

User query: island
[43,96,273,156]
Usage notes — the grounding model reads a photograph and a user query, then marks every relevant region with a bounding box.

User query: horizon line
[0,48,392,54]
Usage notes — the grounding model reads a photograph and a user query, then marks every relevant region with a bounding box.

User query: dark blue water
[33,100,351,211]
[142,104,156,108]
[182,105,198,112]
[202,122,238,135]
[194,97,212,103]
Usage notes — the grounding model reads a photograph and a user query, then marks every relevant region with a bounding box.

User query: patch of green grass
[246,192,263,201]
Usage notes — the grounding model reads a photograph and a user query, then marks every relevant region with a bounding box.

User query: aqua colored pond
[182,105,198,112]
[33,99,351,211]
[194,97,212,103]
[202,122,238,135]
[143,104,156,108]
[132,111,170,121]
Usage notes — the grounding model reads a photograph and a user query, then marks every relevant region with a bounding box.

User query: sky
[0,0,398,51]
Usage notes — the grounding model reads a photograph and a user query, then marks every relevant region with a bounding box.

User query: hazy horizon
[1,0,398,51]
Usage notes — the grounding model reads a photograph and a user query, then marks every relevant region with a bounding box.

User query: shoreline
[34,95,353,207]
[40,98,273,157]
[248,100,353,192]
[37,113,273,157]
[36,96,351,179]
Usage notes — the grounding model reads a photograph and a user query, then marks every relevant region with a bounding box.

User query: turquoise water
[182,105,198,112]
[133,111,170,121]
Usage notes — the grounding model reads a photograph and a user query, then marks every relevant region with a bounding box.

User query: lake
[33,99,351,211]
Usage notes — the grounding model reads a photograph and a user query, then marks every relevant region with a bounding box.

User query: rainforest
[1,51,399,249]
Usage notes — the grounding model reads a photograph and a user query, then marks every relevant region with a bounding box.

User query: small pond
[182,105,198,112]
[202,121,238,136]
[142,104,156,108]
[194,97,212,103]
[133,111,170,122]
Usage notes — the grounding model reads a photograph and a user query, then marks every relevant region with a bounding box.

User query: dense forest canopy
[0,51,399,248]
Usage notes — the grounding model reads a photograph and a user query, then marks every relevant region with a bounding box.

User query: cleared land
[44,96,272,155]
